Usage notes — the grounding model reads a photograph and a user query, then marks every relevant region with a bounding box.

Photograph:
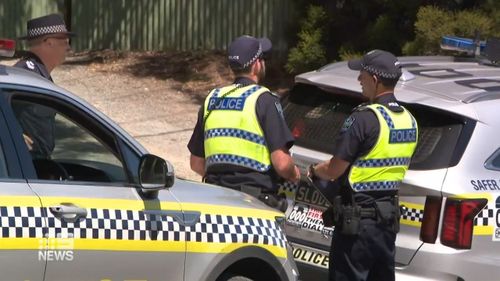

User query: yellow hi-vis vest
[203,84,271,172]
[348,104,418,192]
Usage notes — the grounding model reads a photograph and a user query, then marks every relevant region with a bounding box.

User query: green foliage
[338,46,363,61]
[403,6,499,55]
[285,5,327,74]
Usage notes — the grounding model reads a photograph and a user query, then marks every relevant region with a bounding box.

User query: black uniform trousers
[329,217,396,281]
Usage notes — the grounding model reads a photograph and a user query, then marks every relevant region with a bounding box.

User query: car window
[283,83,474,170]
[485,148,500,171]
[10,95,128,183]
[0,139,8,178]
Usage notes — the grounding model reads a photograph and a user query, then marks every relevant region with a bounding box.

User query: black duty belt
[360,207,377,218]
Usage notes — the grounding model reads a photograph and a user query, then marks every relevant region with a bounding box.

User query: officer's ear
[251,60,260,75]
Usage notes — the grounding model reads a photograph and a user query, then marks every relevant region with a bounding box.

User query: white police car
[280,37,500,280]
[0,40,299,281]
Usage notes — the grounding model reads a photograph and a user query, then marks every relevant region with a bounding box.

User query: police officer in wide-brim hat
[14,13,76,161]
[16,13,75,80]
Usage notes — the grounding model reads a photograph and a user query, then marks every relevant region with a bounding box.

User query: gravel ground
[4,50,292,182]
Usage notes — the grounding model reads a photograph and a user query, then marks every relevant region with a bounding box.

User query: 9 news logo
[38,235,74,262]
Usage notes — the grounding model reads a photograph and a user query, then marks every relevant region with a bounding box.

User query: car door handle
[50,204,87,222]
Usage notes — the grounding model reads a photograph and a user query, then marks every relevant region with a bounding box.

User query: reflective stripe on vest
[203,84,271,172]
[348,104,418,192]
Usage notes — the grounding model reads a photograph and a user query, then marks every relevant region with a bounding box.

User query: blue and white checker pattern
[206,154,270,172]
[376,106,395,129]
[354,157,411,168]
[239,85,262,98]
[352,181,401,192]
[376,106,417,130]
[211,85,261,98]
[0,206,286,248]
[205,128,266,145]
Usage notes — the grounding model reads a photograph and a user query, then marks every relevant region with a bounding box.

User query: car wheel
[217,273,253,281]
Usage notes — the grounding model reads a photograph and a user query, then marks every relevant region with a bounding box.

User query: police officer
[308,50,418,281]
[188,35,300,210]
[14,14,75,159]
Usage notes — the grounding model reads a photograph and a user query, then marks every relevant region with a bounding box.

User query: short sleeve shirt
[187,77,294,191]
[14,52,53,82]
[13,52,56,159]
[332,93,403,204]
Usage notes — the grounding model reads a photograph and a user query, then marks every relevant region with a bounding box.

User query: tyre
[217,273,253,281]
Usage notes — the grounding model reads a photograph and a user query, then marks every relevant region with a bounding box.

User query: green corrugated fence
[0,0,62,41]
[0,0,293,56]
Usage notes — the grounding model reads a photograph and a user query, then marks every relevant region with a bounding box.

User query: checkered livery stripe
[279,181,299,195]
[28,24,68,38]
[475,207,494,226]
[0,206,286,248]
[205,128,266,145]
[206,154,270,172]
[354,157,411,168]
[400,205,493,227]
[0,206,45,238]
[401,207,423,223]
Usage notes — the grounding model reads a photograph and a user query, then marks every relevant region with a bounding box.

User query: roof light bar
[0,39,15,58]
[441,36,485,55]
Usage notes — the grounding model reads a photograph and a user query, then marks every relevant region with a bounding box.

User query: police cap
[228,35,272,69]
[19,13,76,40]
[348,49,402,79]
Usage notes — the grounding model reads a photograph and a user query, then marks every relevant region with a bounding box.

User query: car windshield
[282,83,475,170]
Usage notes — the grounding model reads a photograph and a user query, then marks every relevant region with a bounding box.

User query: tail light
[291,120,305,138]
[0,39,15,57]
[440,198,487,250]
[420,196,442,243]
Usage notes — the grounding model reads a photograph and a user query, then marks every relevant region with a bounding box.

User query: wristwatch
[308,164,317,180]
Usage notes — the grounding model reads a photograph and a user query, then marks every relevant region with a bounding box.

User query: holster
[323,196,362,236]
[374,196,400,233]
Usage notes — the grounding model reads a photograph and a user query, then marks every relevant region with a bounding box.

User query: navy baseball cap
[348,49,402,79]
[228,35,272,69]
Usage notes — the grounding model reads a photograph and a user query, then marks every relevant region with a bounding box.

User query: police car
[280,37,500,280]
[0,40,299,281]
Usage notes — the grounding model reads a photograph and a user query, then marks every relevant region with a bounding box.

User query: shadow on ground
[64,49,294,105]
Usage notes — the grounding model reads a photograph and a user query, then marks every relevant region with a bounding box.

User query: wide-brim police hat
[18,14,76,40]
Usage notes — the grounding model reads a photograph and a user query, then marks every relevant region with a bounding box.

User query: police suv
[280,37,500,280]
[0,40,299,281]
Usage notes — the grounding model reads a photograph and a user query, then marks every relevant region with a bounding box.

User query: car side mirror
[139,154,175,192]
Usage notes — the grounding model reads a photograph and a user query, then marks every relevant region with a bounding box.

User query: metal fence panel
[0,0,292,56]
[70,0,292,55]
[0,0,62,41]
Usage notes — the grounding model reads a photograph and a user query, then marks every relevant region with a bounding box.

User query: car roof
[0,64,62,90]
[296,56,500,121]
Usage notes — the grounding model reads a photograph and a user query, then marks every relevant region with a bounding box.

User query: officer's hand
[23,134,33,151]
[291,165,301,184]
